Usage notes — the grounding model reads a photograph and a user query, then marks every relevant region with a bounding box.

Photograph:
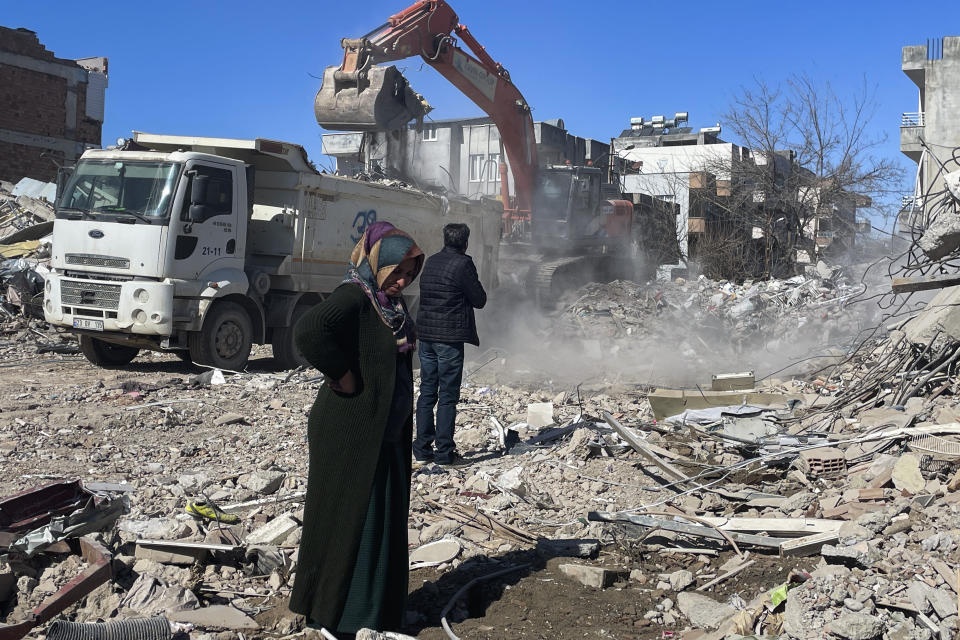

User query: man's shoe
[436,452,468,467]
[412,454,434,470]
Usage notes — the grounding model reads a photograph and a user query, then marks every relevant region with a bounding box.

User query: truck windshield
[57,160,181,222]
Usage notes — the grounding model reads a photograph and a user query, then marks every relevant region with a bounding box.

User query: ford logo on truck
[89,230,104,238]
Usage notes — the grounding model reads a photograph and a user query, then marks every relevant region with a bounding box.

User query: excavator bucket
[314,65,432,131]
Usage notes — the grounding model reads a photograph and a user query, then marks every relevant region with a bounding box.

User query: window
[469,154,484,182]
[180,165,233,220]
[421,125,437,141]
[489,153,501,182]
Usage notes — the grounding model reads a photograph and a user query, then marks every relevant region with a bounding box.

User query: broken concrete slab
[676,591,736,629]
[134,539,237,566]
[558,563,626,589]
[925,585,956,619]
[918,211,960,261]
[169,604,259,630]
[669,569,694,591]
[526,402,554,428]
[246,513,299,545]
[239,470,286,496]
[902,285,960,350]
[824,612,885,640]
[821,542,879,569]
[891,453,925,495]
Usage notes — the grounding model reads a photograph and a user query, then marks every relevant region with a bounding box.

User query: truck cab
[46,145,253,367]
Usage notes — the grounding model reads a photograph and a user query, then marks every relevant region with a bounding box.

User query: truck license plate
[73,318,104,331]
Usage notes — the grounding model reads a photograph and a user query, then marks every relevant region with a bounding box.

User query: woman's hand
[334,370,356,394]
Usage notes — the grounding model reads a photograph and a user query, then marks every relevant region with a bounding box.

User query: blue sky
[6,1,960,216]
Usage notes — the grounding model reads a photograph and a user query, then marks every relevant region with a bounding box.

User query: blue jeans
[414,341,464,461]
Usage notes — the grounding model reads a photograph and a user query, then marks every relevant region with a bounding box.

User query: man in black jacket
[414,223,487,465]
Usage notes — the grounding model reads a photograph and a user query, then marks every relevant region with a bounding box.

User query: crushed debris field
[3,258,960,640]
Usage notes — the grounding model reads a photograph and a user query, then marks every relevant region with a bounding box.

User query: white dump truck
[43,132,501,369]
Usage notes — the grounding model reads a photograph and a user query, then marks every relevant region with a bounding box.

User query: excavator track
[533,255,633,306]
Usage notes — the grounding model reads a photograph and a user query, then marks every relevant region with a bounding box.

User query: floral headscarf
[343,221,424,352]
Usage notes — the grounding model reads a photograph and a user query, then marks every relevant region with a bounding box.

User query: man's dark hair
[443,223,470,251]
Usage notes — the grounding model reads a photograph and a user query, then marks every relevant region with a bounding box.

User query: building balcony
[901,112,925,127]
[901,44,928,88]
[900,112,925,162]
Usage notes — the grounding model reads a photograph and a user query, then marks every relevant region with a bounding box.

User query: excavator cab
[532,166,606,252]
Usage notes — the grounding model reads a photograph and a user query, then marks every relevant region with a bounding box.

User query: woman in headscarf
[290,221,424,638]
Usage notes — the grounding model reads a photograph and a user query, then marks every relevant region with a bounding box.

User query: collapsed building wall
[0,26,107,183]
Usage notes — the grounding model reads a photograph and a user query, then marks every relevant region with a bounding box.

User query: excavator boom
[313,0,537,217]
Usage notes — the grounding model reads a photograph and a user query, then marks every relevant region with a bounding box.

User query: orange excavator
[314,0,640,298]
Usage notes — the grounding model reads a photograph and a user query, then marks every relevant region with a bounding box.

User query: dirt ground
[0,332,829,640]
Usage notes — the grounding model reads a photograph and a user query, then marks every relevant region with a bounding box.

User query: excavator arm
[314,0,537,219]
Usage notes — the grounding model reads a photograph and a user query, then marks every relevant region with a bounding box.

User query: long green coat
[289,284,413,628]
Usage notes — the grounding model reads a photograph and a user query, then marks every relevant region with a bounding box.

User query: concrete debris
[168,604,260,630]
[6,252,960,638]
[558,563,626,589]
[824,612,885,640]
[245,513,299,545]
[891,453,926,495]
[675,591,736,629]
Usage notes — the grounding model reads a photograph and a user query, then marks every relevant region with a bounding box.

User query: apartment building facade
[321,117,609,202]
[900,36,960,232]
[0,27,107,184]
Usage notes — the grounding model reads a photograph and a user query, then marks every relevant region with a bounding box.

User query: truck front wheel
[189,301,253,370]
[79,335,140,367]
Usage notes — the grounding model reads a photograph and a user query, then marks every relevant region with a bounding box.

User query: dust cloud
[468,242,906,391]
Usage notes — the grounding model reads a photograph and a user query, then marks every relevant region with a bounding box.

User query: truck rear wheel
[189,301,252,370]
[271,304,312,370]
[79,335,140,367]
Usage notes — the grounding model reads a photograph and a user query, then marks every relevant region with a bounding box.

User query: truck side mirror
[189,175,210,223]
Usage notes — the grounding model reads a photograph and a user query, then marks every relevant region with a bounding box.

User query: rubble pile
[0,302,958,639]
[0,178,54,320]
[2,208,960,638]
[548,265,872,384]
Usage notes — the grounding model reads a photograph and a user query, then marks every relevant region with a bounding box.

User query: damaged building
[612,114,869,279]
[321,116,609,200]
[899,36,960,237]
[0,27,107,184]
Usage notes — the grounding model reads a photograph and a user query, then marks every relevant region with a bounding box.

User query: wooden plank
[779,531,839,557]
[696,516,843,536]
[588,511,785,549]
[696,559,756,591]
[891,274,960,294]
[136,539,238,551]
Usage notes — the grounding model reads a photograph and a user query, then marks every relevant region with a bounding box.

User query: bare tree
[692,74,903,279]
